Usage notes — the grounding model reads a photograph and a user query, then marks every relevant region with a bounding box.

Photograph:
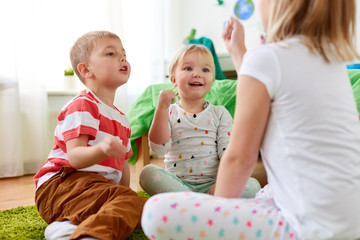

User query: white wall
[164,0,262,62]
[165,0,360,66]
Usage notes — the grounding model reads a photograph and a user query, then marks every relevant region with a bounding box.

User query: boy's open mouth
[120,66,128,72]
[189,83,203,86]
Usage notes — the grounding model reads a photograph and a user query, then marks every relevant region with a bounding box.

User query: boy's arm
[148,90,175,144]
[66,134,127,169]
[119,160,130,187]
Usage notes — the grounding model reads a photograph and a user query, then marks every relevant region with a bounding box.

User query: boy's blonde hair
[169,44,216,81]
[70,31,120,82]
[266,0,359,63]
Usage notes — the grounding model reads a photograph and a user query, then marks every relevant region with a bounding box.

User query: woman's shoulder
[248,36,303,54]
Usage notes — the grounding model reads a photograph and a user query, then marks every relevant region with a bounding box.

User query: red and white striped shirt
[34,89,132,189]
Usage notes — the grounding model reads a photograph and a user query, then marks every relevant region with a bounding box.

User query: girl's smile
[171,51,213,104]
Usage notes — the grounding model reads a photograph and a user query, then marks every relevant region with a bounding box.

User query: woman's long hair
[266,0,359,63]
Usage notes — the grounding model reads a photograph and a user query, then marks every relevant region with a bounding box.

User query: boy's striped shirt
[34,89,132,189]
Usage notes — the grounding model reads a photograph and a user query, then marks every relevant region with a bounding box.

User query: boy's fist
[100,136,127,158]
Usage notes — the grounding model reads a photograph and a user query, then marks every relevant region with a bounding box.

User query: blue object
[347,63,360,69]
[234,0,255,20]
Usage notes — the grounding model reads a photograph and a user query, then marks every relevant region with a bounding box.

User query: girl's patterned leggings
[140,164,261,198]
[141,185,299,240]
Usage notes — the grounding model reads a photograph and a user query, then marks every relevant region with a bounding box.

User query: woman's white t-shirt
[240,37,360,239]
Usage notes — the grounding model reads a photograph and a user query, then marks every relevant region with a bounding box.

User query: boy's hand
[66,135,127,169]
[158,90,175,109]
[100,136,127,158]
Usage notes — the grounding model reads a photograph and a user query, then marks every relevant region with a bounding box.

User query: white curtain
[0,0,166,178]
[122,0,166,106]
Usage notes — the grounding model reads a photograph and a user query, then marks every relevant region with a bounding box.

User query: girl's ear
[170,75,177,87]
[77,63,93,79]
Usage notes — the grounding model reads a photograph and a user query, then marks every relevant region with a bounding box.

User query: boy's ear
[170,75,177,87]
[77,63,93,79]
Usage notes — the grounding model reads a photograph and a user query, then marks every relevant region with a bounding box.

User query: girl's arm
[66,134,127,169]
[214,75,270,198]
[148,90,175,144]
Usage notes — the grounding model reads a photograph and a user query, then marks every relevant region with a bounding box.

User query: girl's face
[171,52,213,103]
[87,37,131,89]
[258,0,270,33]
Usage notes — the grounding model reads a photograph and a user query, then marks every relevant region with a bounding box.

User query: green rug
[0,191,150,240]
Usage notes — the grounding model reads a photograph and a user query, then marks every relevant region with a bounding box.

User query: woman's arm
[216,108,233,159]
[214,75,270,198]
[148,90,175,144]
[222,16,247,73]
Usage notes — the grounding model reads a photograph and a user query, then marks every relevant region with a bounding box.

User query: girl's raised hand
[158,90,176,109]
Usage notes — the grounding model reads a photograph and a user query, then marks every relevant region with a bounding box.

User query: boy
[34,31,147,240]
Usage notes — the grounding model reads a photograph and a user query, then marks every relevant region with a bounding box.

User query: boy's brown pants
[35,166,148,240]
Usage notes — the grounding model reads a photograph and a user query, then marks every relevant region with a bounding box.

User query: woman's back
[241,36,360,238]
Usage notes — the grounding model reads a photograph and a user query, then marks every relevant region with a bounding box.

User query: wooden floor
[0,158,266,211]
[0,174,36,210]
[0,159,164,211]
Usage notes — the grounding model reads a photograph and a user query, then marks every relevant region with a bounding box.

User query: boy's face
[171,52,213,102]
[87,37,130,89]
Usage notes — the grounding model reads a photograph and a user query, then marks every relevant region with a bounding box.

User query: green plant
[64,67,74,76]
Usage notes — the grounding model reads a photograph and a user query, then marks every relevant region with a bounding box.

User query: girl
[141,1,360,239]
[139,44,260,197]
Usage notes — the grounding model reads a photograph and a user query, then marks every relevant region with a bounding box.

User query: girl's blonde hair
[70,31,120,82]
[169,44,216,81]
[266,0,359,63]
